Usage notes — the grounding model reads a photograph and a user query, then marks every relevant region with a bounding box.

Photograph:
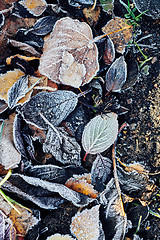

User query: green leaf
[82,113,118,154]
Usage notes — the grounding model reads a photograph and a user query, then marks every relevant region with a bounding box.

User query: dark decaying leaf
[63,103,91,142]
[68,0,94,7]
[0,13,5,29]
[21,90,79,129]
[100,179,132,240]
[43,127,81,165]
[91,154,112,192]
[103,36,115,65]
[133,0,160,19]
[15,29,44,49]
[122,58,139,91]
[13,113,31,159]
[0,100,8,114]
[1,174,93,209]
[39,17,99,88]
[26,164,87,184]
[9,56,35,75]
[117,165,155,199]
[7,75,29,109]
[105,56,127,92]
[26,16,57,35]
[0,210,16,240]
[127,205,149,227]
[70,205,103,240]
[82,113,118,155]
[9,39,41,57]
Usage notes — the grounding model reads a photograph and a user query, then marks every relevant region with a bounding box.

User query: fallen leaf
[82,113,118,155]
[83,6,101,27]
[65,175,98,198]
[0,113,21,169]
[103,36,115,65]
[9,39,41,57]
[9,206,40,237]
[1,174,94,208]
[43,127,81,165]
[102,17,133,54]
[133,0,160,19]
[0,210,16,240]
[70,205,101,240]
[46,233,75,240]
[39,17,99,88]
[19,0,47,16]
[21,90,79,129]
[0,69,24,103]
[68,0,94,7]
[105,56,127,92]
[91,154,112,192]
[0,100,8,114]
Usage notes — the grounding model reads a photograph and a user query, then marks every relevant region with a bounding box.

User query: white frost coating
[70,205,100,240]
[59,52,86,88]
[82,113,118,154]
[46,233,75,240]
[19,0,47,17]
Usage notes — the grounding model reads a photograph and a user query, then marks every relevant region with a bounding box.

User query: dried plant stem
[91,0,97,10]
[0,189,21,214]
[112,122,128,239]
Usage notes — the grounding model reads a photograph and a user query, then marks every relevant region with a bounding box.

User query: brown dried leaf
[70,205,101,240]
[0,210,16,240]
[19,0,47,16]
[46,234,75,240]
[83,6,101,27]
[39,17,99,88]
[102,17,133,54]
[0,113,21,169]
[65,175,98,198]
[9,206,39,236]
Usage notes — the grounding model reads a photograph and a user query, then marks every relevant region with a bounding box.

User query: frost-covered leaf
[7,75,28,109]
[100,179,132,240]
[26,164,86,184]
[65,174,98,198]
[9,39,41,57]
[27,16,57,35]
[103,36,115,65]
[70,205,101,240]
[91,154,112,192]
[0,69,24,103]
[43,127,81,165]
[39,17,99,88]
[0,100,8,114]
[19,0,47,16]
[0,13,5,29]
[100,0,114,14]
[1,174,93,208]
[82,113,118,155]
[102,17,133,54]
[0,210,16,240]
[105,56,127,92]
[133,0,160,19]
[9,206,40,237]
[68,0,94,7]
[21,90,79,129]
[0,113,21,169]
[83,6,101,27]
[47,233,75,240]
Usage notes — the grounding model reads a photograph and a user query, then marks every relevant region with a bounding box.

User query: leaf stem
[0,169,12,188]
[83,152,88,161]
[0,189,21,214]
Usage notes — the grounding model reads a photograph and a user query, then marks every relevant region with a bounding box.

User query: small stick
[91,0,97,10]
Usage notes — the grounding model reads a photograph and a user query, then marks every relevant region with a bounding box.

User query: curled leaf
[103,36,115,65]
[105,56,127,92]
[39,17,99,88]
[82,113,118,155]
[21,90,79,129]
